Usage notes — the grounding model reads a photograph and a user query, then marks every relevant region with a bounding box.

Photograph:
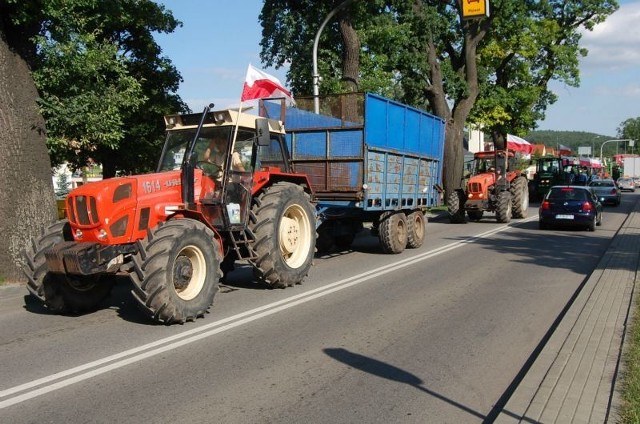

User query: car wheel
[587,216,596,232]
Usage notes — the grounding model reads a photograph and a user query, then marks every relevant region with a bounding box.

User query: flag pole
[230,66,250,166]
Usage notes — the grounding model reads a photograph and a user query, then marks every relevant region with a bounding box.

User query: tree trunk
[442,118,467,195]
[0,35,56,282]
[338,14,360,123]
[338,15,359,93]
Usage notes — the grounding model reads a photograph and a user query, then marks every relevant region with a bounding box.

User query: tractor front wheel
[495,191,512,223]
[250,182,316,288]
[130,219,221,324]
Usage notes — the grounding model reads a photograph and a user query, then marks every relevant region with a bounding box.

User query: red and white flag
[241,64,295,105]
[506,133,533,155]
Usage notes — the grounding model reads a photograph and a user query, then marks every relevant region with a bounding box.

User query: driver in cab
[202,137,245,178]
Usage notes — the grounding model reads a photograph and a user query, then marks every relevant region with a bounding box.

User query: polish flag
[506,134,533,155]
[241,64,295,105]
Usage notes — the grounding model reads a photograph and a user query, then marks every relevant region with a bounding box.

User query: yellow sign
[461,0,490,19]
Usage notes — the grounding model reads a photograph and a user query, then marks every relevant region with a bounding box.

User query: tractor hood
[63,170,187,244]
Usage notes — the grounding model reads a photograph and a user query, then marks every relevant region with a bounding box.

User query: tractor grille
[67,195,99,225]
[469,182,482,193]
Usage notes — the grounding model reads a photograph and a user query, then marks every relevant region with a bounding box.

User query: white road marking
[0,217,537,409]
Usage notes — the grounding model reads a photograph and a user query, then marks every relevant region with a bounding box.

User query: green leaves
[33,32,145,167]
[6,0,186,176]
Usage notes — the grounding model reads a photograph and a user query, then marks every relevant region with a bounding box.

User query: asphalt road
[0,193,635,423]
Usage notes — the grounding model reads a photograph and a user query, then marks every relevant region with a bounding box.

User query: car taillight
[541,200,550,210]
[582,201,593,212]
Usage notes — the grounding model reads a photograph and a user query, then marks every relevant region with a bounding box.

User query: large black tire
[23,220,73,302]
[495,191,512,223]
[406,210,426,249]
[379,211,408,254]
[42,275,115,314]
[510,177,529,218]
[130,220,221,324]
[249,182,316,288]
[447,190,466,223]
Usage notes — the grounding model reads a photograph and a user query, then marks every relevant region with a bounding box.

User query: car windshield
[548,188,588,200]
[589,181,614,187]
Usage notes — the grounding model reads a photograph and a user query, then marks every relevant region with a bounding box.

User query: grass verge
[619,292,640,423]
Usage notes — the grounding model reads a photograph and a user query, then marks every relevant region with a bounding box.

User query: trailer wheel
[42,275,115,314]
[447,190,466,223]
[510,177,529,218]
[250,182,316,288]
[495,191,512,223]
[23,220,73,302]
[130,220,221,324]
[379,211,408,254]
[406,211,426,249]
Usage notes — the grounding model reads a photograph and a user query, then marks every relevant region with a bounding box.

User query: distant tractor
[447,150,529,223]
[529,156,578,201]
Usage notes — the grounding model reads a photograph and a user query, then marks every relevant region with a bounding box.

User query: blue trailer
[262,93,445,254]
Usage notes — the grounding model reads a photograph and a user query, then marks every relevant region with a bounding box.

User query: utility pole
[312,0,357,113]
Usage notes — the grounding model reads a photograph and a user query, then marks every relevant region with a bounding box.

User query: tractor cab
[469,150,517,188]
[160,108,282,231]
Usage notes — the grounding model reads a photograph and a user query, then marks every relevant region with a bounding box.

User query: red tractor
[24,105,317,324]
[447,150,529,223]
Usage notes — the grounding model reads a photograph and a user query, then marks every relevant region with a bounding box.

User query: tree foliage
[0,0,185,280]
[618,118,640,146]
[259,0,618,195]
[8,0,188,177]
[259,0,399,97]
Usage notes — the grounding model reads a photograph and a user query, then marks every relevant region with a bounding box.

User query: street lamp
[600,139,633,171]
[312,0,357,113]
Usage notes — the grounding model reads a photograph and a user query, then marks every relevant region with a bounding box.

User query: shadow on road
[323,347,485,420]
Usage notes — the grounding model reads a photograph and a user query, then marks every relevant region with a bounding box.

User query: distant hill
[524,130,616,156]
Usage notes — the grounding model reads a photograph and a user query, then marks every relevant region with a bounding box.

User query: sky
[154,0,640,137]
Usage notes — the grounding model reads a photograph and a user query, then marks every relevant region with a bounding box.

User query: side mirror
[255,118,271,146]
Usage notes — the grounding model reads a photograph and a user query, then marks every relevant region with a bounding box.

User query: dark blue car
[539,186,603,231]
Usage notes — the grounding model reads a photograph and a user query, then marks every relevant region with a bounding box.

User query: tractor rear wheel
[379,211,408,254]
[406,210,426,249]
[23,220,73,302]
[495,191,512,223]
[250,182,316,288]
[510,177,529,218]
[447,190,466,223]
[130,219,221,324]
